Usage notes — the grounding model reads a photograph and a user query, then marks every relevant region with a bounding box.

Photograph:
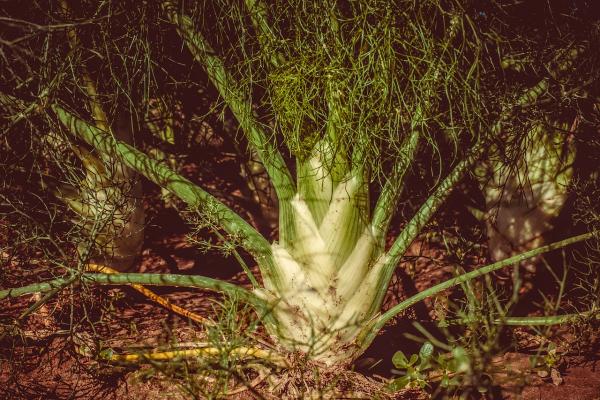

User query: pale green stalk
[234,0,283,229]
[367,72,557,329]
[371,129,420,245]
[244,0,284,68]
[324,82,352,184]
[160,1,296,248]
[369,13,462,246]
[0,272,267,310]
[51,104,280,287]
[369,12,462,249]
[368,142,485,319]
[296,141,336,225]
[357,230,597,351]
[439,311,600,327]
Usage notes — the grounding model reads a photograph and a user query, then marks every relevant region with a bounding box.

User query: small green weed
[388,342,471,392]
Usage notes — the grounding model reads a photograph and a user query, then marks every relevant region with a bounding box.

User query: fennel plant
[1,0,598,370]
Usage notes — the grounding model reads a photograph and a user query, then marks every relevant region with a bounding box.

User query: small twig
[86,263,213,326]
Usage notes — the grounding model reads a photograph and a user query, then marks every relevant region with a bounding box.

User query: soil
[1,147,599,399]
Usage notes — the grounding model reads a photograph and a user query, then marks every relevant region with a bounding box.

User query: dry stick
[71,335,287,367]
[103,345,288,367]
[1,270,284,366]
[86,263,213,325]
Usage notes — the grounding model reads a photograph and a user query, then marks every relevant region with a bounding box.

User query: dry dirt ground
[2,155,599,399]
[2,226,600,399]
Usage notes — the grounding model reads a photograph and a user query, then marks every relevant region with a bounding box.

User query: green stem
[1,272,267,311]
[436,311,600,328]
[325,84,351,184]
[160,1,296,247]
[371,129,420,245]
[369,12,462,245]
[244,0,284,68]
[437,310,600,327]
[495,312,599,326]
[1,278,74,300]
[17,274,79,320]
[357,230,597,350]
[368,142,485,318]
[51,104,280,288]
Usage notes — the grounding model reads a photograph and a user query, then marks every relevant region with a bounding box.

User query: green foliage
[190,0,486,181]
[0,2,599,397]
[389,342,471,391]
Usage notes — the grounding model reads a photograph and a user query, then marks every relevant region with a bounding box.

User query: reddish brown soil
[518,361,600,400]
[1,153,599,399]
[3,232,599,399]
